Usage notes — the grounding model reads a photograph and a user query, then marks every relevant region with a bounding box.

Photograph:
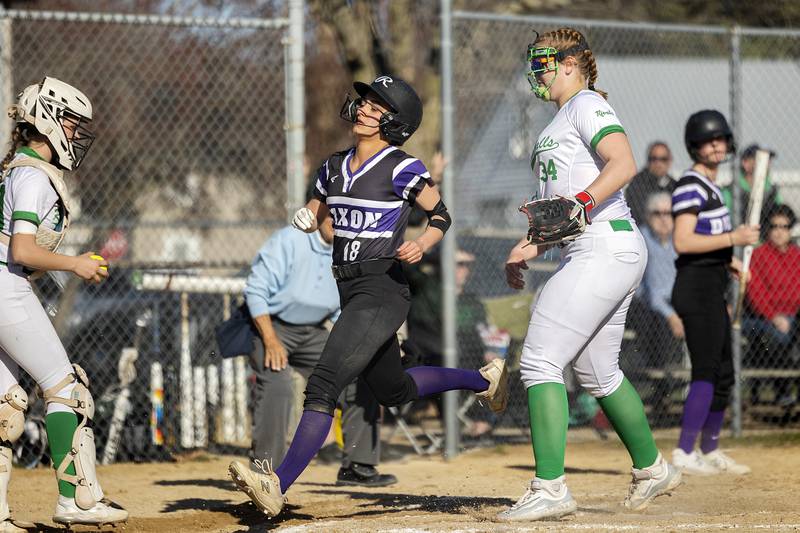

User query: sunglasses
[770,223,791,230]
[528,47,560,75]
[648,156,671,163]
[649,210,672,217]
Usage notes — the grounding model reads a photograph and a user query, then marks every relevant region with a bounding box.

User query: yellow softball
[90,254,108,271]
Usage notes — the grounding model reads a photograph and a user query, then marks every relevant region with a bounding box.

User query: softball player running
[229,75,508,518]
[0,77,128,529]
[499,28,681,521]
[670,110,758,475]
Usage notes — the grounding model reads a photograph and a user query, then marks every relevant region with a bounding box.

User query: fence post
[0,9,12,148]
[729,24,743,438]
[285,0,305,220]
[440,0,459,459]
[180,292,195,448]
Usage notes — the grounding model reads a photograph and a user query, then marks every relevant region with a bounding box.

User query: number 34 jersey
[312,145,433,266]
[532,90,631,222]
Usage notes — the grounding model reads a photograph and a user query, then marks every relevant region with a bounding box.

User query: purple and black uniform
[272,143,488,495]
[670,169,735,437]
[313,145,432,266]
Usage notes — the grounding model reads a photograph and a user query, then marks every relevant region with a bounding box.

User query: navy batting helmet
[339,75,423,146]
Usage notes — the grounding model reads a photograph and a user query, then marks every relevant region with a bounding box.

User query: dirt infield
[7,435,800,532]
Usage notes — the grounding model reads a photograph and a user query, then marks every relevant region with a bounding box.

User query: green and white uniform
[0,149,81,502]
[533,90,629,220]
[520,90,659,480]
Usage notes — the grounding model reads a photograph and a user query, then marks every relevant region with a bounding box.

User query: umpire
[244,203,396,487]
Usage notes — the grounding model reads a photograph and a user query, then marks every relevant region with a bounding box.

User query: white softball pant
[519,220,647,397]
[0,268,75,415]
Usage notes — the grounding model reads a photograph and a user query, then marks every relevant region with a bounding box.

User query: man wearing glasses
[625,142,675,226]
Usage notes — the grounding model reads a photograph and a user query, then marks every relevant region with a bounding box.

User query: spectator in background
[722,144,781,237]
[625,141,675,225]
[638,192,684,366]
[744,204,800,405]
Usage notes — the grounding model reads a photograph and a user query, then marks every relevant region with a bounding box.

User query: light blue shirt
[640,225,678,319]
[244,226,340,325]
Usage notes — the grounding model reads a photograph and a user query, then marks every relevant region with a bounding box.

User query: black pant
[248,319,381,466]
[304,262,419,415]
[672,264,734,411]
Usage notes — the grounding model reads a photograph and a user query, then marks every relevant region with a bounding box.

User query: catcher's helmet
[7,77,94,171]
[340,75,422,145]
[684,109,735,161]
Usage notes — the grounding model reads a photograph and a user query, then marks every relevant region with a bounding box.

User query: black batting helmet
[340,75,423,146]
[684,109,736,162]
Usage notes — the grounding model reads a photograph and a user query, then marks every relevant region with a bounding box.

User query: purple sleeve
[671,179,707,216]
[312,160,330,202]
[392,158,434,202]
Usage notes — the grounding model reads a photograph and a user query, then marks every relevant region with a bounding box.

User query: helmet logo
[374,76,394,87]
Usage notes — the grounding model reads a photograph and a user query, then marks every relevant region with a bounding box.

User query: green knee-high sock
[596,377,659,469]
[45,411,78,498]
[528,383,569,480]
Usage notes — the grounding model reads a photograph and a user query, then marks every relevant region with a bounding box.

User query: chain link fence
[446,12,800,444]
[0,9,295,466]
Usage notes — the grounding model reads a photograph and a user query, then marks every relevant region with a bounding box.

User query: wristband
[575,190,596,215]
[729,233,734,246]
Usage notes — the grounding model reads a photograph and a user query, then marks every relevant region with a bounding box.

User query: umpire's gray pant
[248,318,381,467]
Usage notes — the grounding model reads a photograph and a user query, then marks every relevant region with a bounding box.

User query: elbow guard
[425,199,452,235]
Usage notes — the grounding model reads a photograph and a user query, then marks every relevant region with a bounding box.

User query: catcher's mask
[339,75,422,146]
[526,31,590,101]
[7,77,95,171]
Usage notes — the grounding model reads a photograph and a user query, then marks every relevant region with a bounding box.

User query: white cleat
[476,358,509,413]
[52,496,128,526]
[701,449,751,475]
[672,448,720,476]
[496,476,578,522]
[624,452,682,510]
[229,460,286,518]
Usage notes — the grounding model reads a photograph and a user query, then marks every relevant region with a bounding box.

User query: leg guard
[0,386,27,444]
[42,365,104,510]
[0,385,28,526]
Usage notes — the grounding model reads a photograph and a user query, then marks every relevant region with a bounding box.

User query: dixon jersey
[672,169,733,268]
[0,152,65,266]
[532,90,631,222]
[313,145,433,266]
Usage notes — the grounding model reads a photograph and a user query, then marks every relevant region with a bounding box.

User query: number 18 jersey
[313,145,433,266]
[531,90,631,222]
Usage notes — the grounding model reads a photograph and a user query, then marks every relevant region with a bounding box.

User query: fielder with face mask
[500,28,681,522]
[0,77,128,529]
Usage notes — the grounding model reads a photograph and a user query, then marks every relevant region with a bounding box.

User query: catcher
[499,28,681,522]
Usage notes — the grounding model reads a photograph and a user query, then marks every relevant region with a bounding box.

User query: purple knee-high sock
[274,410,332,493]
[406,366,490,397]
[700,410,725,454]
[677,380,714,453]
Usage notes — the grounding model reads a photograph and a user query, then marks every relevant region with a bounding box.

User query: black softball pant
[304,261,419,415]
[672,264,734,412]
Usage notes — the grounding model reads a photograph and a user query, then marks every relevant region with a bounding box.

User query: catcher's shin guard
[42,365,105,510]
[0,385,32,531]
[0,386,28,445]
